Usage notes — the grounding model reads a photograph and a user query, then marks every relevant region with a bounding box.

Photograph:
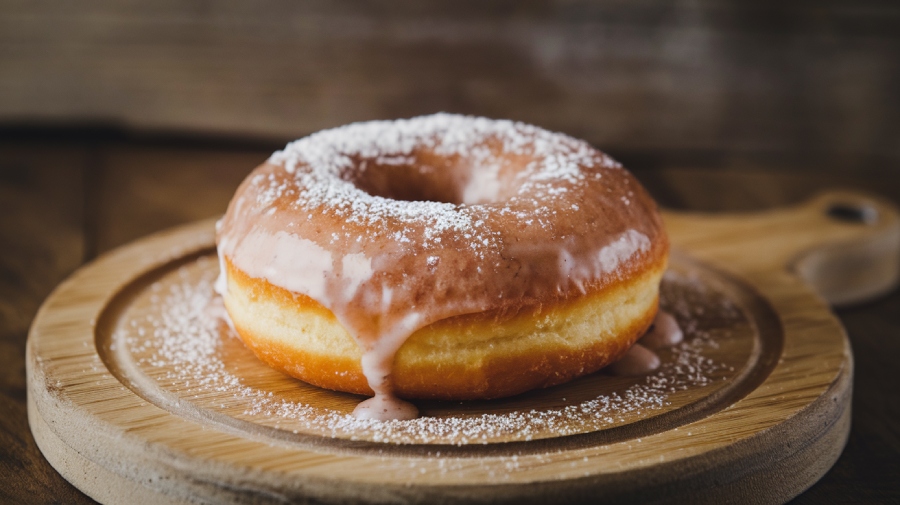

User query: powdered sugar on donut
[216,114,667,419]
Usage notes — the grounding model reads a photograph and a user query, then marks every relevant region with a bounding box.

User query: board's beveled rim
[26,217,851,499]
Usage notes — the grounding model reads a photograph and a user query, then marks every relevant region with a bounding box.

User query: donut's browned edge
[222,237,667,401]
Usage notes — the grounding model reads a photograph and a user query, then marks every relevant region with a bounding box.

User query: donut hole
[350,150,529,205]
[351,158,466,205]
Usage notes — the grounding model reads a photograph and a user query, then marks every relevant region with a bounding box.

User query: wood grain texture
[91,147,265,253]
[25,191,898,504]
[2,133,898,503]
[1,1,898,164]
[0,146,94,504]
[665,191,900,305]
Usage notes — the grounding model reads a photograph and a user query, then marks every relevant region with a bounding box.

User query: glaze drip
[216,114,667,419]
[640,310,684,349]
[609,310,683,377]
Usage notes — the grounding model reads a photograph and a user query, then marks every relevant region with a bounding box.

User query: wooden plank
[91,146,268,253]
[1,1,898,162]
[0,144,94,503]
[0,146,87,394]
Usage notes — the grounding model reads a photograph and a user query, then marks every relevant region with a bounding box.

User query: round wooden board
[27,191,900,504]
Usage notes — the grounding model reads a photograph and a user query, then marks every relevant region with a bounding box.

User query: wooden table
[2,128,898,504]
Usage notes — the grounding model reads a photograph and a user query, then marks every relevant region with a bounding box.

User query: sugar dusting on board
[118,257,743,446]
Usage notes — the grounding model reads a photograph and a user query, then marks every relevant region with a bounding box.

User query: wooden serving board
[27,191,900,504]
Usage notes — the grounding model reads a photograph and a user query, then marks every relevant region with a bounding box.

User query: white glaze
[352,394,419,421]
[607,310,684,377]
[607,343,661,377]
[640,310,684,349]
[217,114,667,419]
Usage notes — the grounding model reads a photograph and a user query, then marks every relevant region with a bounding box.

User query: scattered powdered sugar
[258,113,620,250]
[270,113,614,184]
[118,257,746,446]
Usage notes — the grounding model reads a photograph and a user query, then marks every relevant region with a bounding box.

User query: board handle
[663,190,900,306]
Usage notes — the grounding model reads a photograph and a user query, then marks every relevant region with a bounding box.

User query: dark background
[2,1,899,166]
[1,1,898,503]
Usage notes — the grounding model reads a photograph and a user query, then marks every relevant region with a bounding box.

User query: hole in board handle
[826,202,879,224]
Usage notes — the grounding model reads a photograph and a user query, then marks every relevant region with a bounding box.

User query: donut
[216,114,668,419]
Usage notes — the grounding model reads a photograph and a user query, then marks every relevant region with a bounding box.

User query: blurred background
[2,1,899,503]
[3,1,899,163]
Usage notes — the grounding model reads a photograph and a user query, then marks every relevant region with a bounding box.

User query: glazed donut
[216,114,668,419]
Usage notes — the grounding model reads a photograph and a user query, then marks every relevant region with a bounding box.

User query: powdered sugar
[115,256,746,446]
[262,113,619,247]
[271,113,613,186]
